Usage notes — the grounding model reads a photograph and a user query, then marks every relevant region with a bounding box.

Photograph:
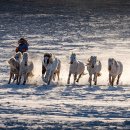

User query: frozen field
[0,0,130,129]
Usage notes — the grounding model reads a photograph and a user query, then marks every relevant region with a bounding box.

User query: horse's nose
[108,66,111,71]
[70,61,73,64]
[92,65,94,68]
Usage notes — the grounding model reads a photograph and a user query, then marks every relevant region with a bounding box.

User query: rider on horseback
[15,38,29,53]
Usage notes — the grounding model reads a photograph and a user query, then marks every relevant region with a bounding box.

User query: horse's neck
[11,61,19,70]
[10,64,16,69]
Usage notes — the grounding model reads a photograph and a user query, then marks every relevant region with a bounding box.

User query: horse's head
[108,58,117,71]
[89,56,97,68]
[44,56,50,65]
[44,53,52,66]
[70,53,76,64]
[22,52,28,66]
[8,58,17,68]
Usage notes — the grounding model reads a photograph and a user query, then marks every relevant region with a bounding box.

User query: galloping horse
[108,58,123,86]
[42,53,61,85]
[87,56,102,86]
[8,58,20,84]
[18,52,34,85]
[67,53,85,84]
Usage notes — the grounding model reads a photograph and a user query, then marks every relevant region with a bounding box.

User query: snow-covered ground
[0,0,130,129]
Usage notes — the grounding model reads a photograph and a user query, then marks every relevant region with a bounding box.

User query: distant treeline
[0,0,130,14]
[1,0,130,6]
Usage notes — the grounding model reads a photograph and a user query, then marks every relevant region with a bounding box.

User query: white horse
[18,52,34,85]
[108,58,123,86]
[42,53,61,85]
[12,52,22,82]
[67,53,85,84]
[87,56,102,86]
[8,57,20,84]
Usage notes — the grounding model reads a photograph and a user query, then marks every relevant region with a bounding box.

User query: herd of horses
[8,51,123,86]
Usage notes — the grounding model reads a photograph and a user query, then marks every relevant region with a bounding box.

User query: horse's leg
[116,74,121,85]
[53,72,56,81]
[12,74,15,83]
[67,72,71,84]
[18,72,22,85]
[109,74,112,85]
[8,72,12,84]
[57,70,60,81]
[89,74,92,86]
[76,73,82,82]
[111,76,116,86]
[13,74,18,83]
[18,74,21,85]
[73,73,77,85]
[16,74,19,85]
[23,74,27,85]
[26,73,29,81]
[94,73,97,85]
[12,74,14,79]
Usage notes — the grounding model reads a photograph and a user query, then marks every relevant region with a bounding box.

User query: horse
[12,52,22,82]
[42,53,52,77]
[42,53,61,85]
[18,52,34,85]
[8,57,20,84]
[87,56,102,86]
[108,58,123,86]
[67,53,85,84]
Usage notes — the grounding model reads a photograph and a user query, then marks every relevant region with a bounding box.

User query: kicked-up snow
[0,0,130,129]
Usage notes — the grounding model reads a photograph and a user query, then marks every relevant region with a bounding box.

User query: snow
[0,0,130,129]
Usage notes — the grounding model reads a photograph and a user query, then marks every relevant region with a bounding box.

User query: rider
[15,38,29,53]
